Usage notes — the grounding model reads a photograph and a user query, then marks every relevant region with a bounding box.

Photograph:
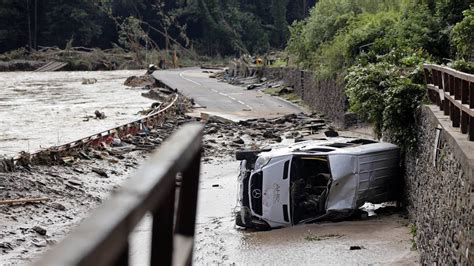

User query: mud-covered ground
[0,110,337,264]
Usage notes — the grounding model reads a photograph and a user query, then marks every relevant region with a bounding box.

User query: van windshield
[290,155,331,224]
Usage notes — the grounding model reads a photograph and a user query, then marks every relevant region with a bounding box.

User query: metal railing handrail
[423,64,474,141]
[34,123,203,266]
[424,64,474,83]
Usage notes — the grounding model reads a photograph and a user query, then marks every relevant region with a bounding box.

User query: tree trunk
[27,0,33,49]
[34,0,38,50]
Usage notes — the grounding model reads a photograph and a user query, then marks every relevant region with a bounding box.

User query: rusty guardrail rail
[423,64,474,141]
[34,123,203,266]
[17,94,180,162]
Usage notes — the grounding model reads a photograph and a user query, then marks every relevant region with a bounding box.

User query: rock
[0,242,13,250]
[50,203,66,211]
[233,138,244,144]
[91,168,108,178]
[263,130,276,139]
[350,246,364,250]
[67,179,82,186]
[111,138,122,147]
[324,130,339,137]
[205,127,218,134]
[278,87,294,95]
[32,226,47,236]
[94,110,106,119]
[247,84,259,90]
[32,240,47,248]
[141,89,167,101]
[81,78,97,85]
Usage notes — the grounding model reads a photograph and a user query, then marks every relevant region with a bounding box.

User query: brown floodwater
[129,159,419,265]
[0,70,153,157]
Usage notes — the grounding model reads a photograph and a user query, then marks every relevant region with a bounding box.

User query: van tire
[235,212,245,227]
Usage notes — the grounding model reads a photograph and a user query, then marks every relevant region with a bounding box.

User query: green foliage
[379,4,445,57]
[345,62,398,137]
[315,11,400,78]
[448,59,474,74]
[287,0,472,150]
[409,224,417,250]
[287,0,404,68]
[450,6,474,59]
[0,0,316,55]
[345,48,429,150]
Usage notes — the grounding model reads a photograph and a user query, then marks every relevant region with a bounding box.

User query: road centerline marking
[179,70,202,86]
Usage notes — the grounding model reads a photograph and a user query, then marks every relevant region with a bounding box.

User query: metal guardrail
[34,123,203,266]
[424,64,474,141]
[17,94,180,162]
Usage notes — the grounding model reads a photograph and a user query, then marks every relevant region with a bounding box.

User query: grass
[409,224,417,251]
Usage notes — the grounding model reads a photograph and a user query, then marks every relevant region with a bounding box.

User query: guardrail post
[470,116,474,141]
[444,99,450,116]
[449,75,455,96]
[151,188,176,266]
[470,82,474,109]
[461,111,469,134]
[111,242,129,266]
[175,151,202,264]
[461,80,469,104]
[452,106,460,128]
[455,77,461,100]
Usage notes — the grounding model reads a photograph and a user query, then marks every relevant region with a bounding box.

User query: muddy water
[129,158,419,265]
[0,70,153,156]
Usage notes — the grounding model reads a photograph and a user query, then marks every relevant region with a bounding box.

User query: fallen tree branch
[0,197,50,205]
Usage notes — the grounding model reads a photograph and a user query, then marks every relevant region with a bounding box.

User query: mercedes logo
[252,189,262,199]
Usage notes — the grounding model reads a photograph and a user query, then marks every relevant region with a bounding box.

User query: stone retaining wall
[405,105,473,265]
[232,63,473,263]
[260,67,347,123]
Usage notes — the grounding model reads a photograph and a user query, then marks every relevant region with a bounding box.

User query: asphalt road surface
[153,68,303,120]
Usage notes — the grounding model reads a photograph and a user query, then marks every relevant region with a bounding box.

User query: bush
[345,48,429,150]
[345,62,398,137]
[450,6,474,59]
[448,59,474,74]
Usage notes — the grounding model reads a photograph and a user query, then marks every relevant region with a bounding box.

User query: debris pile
[124,74,156,88]
[81,78,97,85]
[201,112,332,159]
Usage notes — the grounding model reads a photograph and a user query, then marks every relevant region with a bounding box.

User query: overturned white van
[235,137,401,230]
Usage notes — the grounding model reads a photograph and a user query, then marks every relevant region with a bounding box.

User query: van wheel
[235,212,245,227]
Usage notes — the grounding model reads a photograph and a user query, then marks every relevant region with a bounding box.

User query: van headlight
[255,156,271,169]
